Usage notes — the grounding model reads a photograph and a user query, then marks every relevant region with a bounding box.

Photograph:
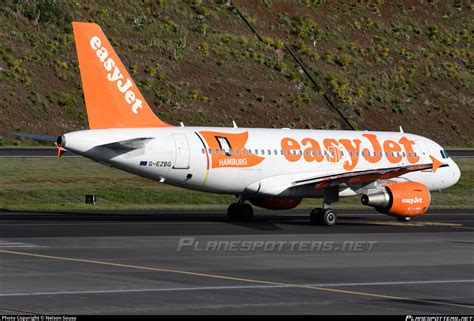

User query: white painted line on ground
[0,240,44,248]
[0,279,473,297]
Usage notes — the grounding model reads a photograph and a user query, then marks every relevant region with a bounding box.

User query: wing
[245,161,448,196]
[293,162,449,189]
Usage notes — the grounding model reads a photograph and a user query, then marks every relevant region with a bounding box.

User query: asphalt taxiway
[0,209,473,315]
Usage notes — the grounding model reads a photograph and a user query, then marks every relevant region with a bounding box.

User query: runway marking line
[356,221,463,227]
[452,226,474,230]
[1,279,474,297]
[0,307,45,315]
[0,249,472,310]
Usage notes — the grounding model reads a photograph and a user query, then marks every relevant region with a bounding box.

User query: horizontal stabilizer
[10,133,57,142]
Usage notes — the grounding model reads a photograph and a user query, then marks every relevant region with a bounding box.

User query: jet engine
[361,182,430,217]
[249,197,302,210]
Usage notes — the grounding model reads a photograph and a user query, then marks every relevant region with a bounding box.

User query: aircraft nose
[451,159,461,185]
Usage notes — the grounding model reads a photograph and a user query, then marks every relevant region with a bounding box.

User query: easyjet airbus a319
[16,22,461,226]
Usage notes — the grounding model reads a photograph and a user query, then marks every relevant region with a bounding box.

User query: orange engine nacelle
[361,182,431,217]
[249,197,302,210]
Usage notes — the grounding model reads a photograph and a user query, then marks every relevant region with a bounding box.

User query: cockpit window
[443,150,450,158]
[440,150,450,159]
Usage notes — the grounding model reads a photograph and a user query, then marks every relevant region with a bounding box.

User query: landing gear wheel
[227,203,254,221]
[310,208,323,225]
[241,204,254,221]
[397,217,411,222]
[310,208,337,226]
[321,209,337,226]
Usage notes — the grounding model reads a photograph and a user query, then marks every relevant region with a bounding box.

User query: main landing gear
[227,202,254,221]
[310,186,339,226]
[310,208,337,226]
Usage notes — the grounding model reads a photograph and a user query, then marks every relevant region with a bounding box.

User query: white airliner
[16,22,461,226]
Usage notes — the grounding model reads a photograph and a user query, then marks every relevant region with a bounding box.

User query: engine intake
[362,182,430,217]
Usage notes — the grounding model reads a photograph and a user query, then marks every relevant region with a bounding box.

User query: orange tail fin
[72,22,171,129]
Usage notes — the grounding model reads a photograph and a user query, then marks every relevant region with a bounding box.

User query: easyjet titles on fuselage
[280,134,420,171]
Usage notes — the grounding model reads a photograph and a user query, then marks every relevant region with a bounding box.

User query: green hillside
[0,0,472,146]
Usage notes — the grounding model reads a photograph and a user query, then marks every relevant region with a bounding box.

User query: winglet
[429,155,442,173]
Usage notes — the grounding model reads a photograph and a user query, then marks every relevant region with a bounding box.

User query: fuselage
[60,127,461,198]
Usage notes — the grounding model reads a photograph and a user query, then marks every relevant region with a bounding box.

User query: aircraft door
[173,134,190,169]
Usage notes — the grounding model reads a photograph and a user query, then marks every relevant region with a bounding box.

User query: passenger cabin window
[208,149,212,154]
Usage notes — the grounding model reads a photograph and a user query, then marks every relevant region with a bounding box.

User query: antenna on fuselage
[399,126,404,133]
[180,122,185,127]
[232,120,238,128]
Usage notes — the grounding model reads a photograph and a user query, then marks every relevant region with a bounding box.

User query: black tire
[227,203,240,221]
[242,203,254,221]
[397,217,411,222]
[321,209,337,226]
[227,203,254,221]
[310,208,323,225]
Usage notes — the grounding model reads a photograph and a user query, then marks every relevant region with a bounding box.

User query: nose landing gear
[396,217,411,222]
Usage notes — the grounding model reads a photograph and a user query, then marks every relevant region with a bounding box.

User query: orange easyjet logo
[199,131,265,168]
[89,36,143,114]
[280,134,420,170]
